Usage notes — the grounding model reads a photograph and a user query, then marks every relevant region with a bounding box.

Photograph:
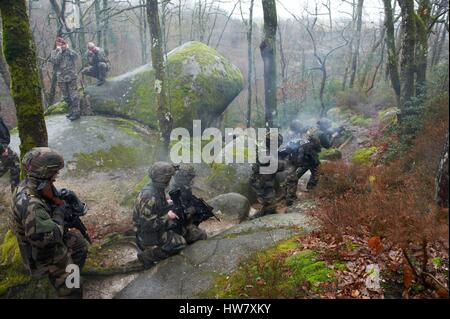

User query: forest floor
[0,106,447,299]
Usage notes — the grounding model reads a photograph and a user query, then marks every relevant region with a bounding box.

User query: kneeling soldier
[11,147,88,298]
[133,162,206,268]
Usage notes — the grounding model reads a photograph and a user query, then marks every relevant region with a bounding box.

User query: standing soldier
[50,37,81,121]
[294,134,324,191]
[81,42,111,86]
[133,162,205,268]
[250,132,285,218]
[0,117,19,192]
[10,147,88,298]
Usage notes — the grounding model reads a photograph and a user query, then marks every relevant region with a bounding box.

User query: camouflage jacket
[86,49,110,67]
[50,48,78,83]
[10,178,66,269]
[291,142,321,168]
[132,181,170,246]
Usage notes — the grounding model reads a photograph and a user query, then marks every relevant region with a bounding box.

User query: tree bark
[398,0,416,113]
[246,0,255,128]
[415,0,431,99]
[349,0,364,88]
[102,0,109,53]
[0,0,48,158]
[146,0,172,159]
[383,0,401,105]
[94,0,102,45]
[435,132,449,208]
[260,0,278,129]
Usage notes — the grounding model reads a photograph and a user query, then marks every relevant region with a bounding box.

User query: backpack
[0,117,11,145]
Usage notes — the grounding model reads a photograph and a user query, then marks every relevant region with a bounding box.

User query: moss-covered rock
[351,146,378,165]
[44,100,67,115]
[319,148,342,161]
[9,115,161,175]
[378,107,400,124]
[82,41,244,129]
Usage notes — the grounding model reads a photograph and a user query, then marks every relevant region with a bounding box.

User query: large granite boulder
[207,192,250,222]
[47,42,244,129]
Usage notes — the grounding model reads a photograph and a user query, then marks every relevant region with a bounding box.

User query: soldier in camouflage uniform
[0,117,19,192]
[50,37,81,121]
[81,42,111,86]
[168,164,207,240]
[133,162,205,268]
[294,134,324,190]
[250,132,285,218]
[10,147,88,298]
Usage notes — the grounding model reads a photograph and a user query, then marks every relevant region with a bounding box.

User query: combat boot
[68,113,80,121]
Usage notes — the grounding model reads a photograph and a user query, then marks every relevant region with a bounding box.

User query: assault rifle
[190,195,220,226]
[278,139,302,159]
[56,188,92,244]
[167,189,186,235]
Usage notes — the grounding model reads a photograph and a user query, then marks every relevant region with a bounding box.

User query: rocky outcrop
[47,42,244,129]
[115,213,315,299]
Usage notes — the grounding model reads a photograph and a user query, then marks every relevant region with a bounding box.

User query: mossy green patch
[207,237,336,298]
[70,144,154,173]
[351,147,378,165]
[44,101,68,115]
[350,115,372,126]
[0,230,30,296]
[319,148,342,161]
[378,107,400,124]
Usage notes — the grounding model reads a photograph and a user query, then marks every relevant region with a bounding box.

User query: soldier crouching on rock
[133,162,206,269]
[81,42,111,86]
[10,147,88,298]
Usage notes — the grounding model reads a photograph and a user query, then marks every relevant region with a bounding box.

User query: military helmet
[176,163,195,180]
[149,161,177,185]
[317,118,332,130]
[289,119,304,133]
[22,147,64,180]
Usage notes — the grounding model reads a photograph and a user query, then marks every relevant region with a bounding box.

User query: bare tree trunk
[139,0,147,64]
[431,22,446,66]
[0,0,48,158]
[260,0,278,129]
[435,132,449,208]
[146,0,172,159]
[178,0,183,45]
[95,0,102,45]
[215,1,238,50]
[398,0,416,113]
[278,24,288,104]
[383,0,401,105]
[416,0,431,100]
[246,0,255,128]
[349,0,364,88]
[75,0,86,63]
[102,0,109,53]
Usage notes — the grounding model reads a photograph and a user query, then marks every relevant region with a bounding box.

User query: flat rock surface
[115,213,314,299]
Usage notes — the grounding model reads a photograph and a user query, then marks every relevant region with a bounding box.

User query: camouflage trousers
[137,225,206,266]
[58,79,80,117]
[278,164,299,206]
[82,63,109,80]
[250,173,277,217]
[31,231,88,298]
[0,146,20,192]
[296,163,320,190]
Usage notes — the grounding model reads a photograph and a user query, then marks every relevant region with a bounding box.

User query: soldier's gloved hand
[167,210,179,220]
